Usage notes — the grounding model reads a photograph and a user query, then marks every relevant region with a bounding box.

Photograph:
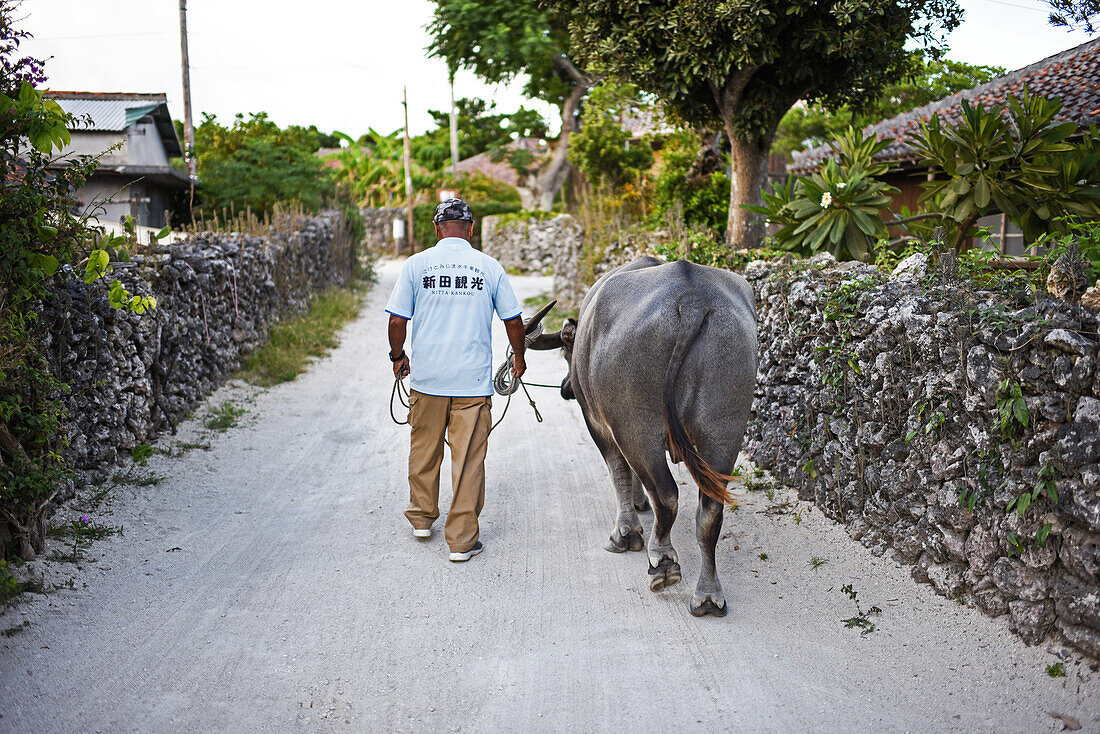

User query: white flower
[837,182,847,189]
[820,192,833,208]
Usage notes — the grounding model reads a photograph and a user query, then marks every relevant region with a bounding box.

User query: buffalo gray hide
[530,256,758,617]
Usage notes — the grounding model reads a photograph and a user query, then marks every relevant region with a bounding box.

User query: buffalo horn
[524,300,557,335]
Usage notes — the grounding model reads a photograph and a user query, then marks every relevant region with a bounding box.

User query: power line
[973,0,1050,13]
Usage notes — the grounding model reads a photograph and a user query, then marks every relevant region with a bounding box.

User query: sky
[16,0,1097,139]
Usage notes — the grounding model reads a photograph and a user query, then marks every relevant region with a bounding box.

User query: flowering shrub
[746,128,898,259]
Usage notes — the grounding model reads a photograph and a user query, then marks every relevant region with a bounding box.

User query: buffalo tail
[664,294,734,505]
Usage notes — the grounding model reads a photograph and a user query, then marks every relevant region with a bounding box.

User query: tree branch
[552,54,592,86]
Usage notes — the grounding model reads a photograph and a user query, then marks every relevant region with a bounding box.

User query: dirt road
[1,258,1096,733]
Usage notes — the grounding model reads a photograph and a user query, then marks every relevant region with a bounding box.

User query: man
[385,198,527,562]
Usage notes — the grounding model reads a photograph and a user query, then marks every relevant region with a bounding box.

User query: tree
[427,0,592,210]
[1047,0,1100,33]
[194,112,332,214]
[773,53,1006,158]
[412,98,548,172]
[911,91,1100,250]
[568,81,654,188]
[554,0,963,248]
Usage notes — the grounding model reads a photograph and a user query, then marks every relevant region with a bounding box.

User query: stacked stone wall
[482,214,585,309]
[38,212,356,472]
[744,253,1100,659]
[360,207,402,252]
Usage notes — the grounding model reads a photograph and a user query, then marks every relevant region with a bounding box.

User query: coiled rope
[390,321,547,433]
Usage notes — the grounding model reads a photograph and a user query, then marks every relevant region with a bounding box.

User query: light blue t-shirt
[385,238,522,397]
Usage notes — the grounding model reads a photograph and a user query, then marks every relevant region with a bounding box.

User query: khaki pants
[405,390,491,553]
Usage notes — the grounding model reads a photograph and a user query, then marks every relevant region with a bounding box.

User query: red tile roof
[455,138,548,187]
[789,38,1100,173]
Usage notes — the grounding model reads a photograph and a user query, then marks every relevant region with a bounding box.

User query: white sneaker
[449,541,483,562]
[412,528,432,539]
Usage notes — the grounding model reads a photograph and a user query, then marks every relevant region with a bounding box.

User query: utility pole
[178,0,197,182]
[449,78,459,178]
[403,86,415,254]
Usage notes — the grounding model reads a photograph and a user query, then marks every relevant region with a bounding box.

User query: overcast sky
[17,0,1095,138]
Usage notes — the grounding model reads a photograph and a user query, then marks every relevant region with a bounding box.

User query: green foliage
[325,128,404,208]
[1008,461,1059,518]
[1045,661,1067,678]
[412,195,522,250]
[748,129,898,259]
[994,378,1029,442]
[414,98,548,171]
[774,53,1005,157]
[1,7,158,559]
[428,0,579,109]
[1047,0,1100,32]
[132,444,154,466]
[910,91,1100,250]
[1035,218,1100,283]
[840,583,882,635]
[202,401,247,432]
[651,130,729,235]
[195,112,333,215]
[569,81,655,188]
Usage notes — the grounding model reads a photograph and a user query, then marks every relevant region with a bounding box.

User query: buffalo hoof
[689,594,728,617]
[605,526,645,553]
[647,558,682,592]
[633,496,651,513]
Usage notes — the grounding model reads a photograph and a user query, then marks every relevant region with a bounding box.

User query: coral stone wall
[39,213,357,472]
[743,253,1100,659]
[482,214,586,309]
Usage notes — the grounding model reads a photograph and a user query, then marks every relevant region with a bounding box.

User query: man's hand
[511,351,526,380]
[503,315,527,381]
[392,353,410,380]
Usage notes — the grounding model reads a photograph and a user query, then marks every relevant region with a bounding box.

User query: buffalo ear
[561,319,577,350]
[527,332,563,350]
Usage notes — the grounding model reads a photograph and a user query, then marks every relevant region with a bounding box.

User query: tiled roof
[454,137,548,187]
[44,91,183,157]
[789,38,1100,173]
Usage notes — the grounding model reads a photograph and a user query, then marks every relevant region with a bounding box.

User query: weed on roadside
[0,560,45,609]
[1046,662,1067,678]
[841,583,882,635]
[1,620,30,637]
[110,467,165,488]
[132,443,154,466]
[810,556,828,571]
[204,401,247,432]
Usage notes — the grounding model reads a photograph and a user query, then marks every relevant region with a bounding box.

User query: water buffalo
[530,256,758,616]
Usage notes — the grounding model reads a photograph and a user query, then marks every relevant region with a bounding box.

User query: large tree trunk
[532,80,589,211]
[726,134,771,250]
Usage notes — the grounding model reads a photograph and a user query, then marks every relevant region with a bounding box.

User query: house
[46,91,191,230]
[789,39,1100,255]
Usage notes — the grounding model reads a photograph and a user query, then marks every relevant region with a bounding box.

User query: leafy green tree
[325,129,406,207]
[569,82,654,188]
[412,98,548,172]
[194,112,332,214]
[774,54,1006,158]
[651,130,730,233]
[911,90,1100,249]
[427,0,591,209]
[553,0,963,248]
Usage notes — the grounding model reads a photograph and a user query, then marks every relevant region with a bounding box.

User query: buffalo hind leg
[634,457,680,591]
[690,492,727,617]
[631,472,650,513]
[601,448,644,553]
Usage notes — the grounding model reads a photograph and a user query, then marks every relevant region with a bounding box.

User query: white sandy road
[0,257,1097,733]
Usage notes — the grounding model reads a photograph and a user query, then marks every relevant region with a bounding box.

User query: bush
[651,130,729,235]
